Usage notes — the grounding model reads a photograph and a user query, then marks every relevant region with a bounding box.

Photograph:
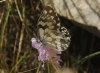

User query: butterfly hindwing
[37,6,71,51]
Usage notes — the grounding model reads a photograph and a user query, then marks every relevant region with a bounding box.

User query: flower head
[31,38,62,66]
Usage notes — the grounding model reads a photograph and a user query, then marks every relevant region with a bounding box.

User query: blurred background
[0,0,100,73]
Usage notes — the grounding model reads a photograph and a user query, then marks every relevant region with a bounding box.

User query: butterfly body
[37,6,71,51]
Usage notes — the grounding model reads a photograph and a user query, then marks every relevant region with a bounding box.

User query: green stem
[36,62,42,73]
[10,50,29,73]
[76,51,100,65]
[0,2,12,49]
[47,63,50,73]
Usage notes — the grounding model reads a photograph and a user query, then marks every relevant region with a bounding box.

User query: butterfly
[37,5,71,51]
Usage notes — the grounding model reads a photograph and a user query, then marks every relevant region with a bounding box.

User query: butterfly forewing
[37,6,71,51]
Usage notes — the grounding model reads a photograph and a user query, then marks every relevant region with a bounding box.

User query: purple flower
[31,38,62,66]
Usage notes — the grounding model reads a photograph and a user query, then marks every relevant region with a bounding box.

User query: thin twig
[18,67,38,73]
[0,12,4,24]
[14,0,23,21]
[15,24,24,71]
[15,3,25,71]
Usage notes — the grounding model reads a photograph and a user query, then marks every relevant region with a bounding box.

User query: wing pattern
[37,6,71,51]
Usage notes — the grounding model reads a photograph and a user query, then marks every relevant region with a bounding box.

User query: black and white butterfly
[37,5,71,51]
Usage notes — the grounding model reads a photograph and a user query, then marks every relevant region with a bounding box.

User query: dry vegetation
[0,0,100,73]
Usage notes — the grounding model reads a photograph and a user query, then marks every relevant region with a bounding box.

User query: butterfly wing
[37,6,71,51]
